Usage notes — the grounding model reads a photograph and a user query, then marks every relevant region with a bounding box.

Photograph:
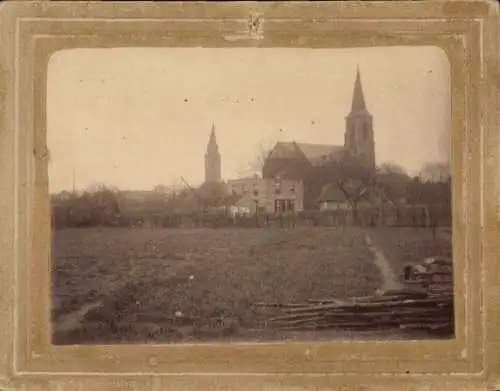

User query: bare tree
[51,184,121,228]
[161,181,184,214]
[316,157,375,218]
[375,163,412,205]
[241,140,276,178]
[377,162,408,176]
[338,161,374,213]
[407,163,452,237]
[419,162,451,183]
[86,183,119,195]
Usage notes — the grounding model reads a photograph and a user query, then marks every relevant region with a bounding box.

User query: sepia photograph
[48,46,453,345]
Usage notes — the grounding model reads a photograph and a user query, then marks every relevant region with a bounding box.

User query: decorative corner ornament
[247,12,262,37]
[224,11,264,42]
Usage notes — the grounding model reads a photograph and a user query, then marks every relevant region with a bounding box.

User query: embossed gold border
[0,1,498,390]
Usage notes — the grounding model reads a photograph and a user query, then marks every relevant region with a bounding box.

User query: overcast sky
[47,46,450,193]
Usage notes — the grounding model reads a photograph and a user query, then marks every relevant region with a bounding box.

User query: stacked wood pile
[256,256,453,334]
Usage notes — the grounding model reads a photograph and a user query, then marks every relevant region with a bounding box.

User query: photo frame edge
[0,0,498,390]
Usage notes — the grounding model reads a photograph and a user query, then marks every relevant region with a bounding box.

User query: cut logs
[255,256,454,335]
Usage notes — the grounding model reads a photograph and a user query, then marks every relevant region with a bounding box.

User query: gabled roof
[267,142,301,159]
[267,141,346,166]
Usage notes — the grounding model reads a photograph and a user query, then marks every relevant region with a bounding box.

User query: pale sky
[47,46,450,193]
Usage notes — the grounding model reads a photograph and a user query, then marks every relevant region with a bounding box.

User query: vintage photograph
[48,46,453,345]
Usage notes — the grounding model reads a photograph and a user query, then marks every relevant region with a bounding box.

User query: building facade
[226,176,304,214]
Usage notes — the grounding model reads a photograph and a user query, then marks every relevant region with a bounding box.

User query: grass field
[51,226,452,344]
[367,227,452,284]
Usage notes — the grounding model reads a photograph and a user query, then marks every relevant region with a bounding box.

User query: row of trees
[311,158,450,219]
[51,159,451,230]
[51,185,122,228]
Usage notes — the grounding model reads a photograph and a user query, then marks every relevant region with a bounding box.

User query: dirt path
[364,234,403,294]
[54,300,103,333]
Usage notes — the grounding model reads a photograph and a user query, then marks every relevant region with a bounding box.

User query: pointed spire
[350,66,367,113]
[206,123,220,155]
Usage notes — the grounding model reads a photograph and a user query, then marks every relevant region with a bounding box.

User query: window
[363,123,369,140]
[275,178,282,194]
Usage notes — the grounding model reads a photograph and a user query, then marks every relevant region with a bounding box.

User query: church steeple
[206,123,219,155]
[345,67,376,171]
[350,66,367,113]
[204,123,222,183]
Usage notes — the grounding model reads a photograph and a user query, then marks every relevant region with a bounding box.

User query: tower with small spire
[204,124,222,183]
[344,66,376,171]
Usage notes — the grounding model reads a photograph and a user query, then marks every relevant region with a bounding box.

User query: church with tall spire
[204,123,222,183]
[195,68,376,212]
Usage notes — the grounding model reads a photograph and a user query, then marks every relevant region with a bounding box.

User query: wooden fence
[52,204,451,230]
[300,204,451,228]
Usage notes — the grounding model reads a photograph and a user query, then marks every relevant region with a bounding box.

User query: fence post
[425,206,430,229]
